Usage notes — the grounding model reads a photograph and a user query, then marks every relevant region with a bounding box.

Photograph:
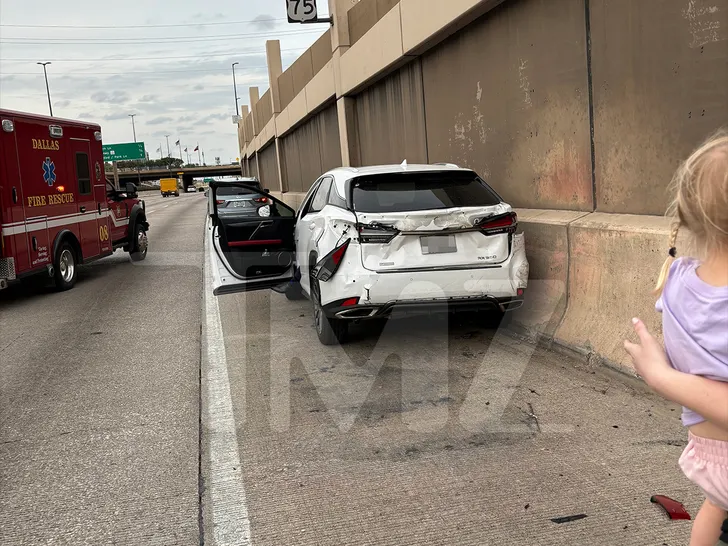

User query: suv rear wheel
[311,276,347,345]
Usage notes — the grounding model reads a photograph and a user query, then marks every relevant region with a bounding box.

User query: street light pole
[128,114,137,142]
[37,62,53,116]
[165,134,171,158]
[128,113,141,186]
[232,62,240,117]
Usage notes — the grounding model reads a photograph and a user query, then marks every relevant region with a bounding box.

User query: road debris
[651,495,691,520]
[550,514,588,524]
[522,403,541,432]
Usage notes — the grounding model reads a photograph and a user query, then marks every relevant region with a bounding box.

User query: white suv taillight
[358,225,398,244]
[479,212,517,235]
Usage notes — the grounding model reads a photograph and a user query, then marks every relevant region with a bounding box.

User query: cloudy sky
[0,0,330,163]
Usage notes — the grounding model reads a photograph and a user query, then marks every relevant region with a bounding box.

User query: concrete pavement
[0,192,207,545]
[1,191,702,545]
[210,285,700,545]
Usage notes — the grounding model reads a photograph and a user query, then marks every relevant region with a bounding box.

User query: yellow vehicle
[160,178,179,197]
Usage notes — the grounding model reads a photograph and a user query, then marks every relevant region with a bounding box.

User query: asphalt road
[2,191,701,545]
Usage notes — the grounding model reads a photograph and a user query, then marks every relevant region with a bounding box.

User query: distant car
[213,178,270,218]
[186,185,197,193]
[207,163,529,345]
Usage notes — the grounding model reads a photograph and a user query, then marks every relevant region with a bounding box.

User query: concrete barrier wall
[354,59,428,165]
[349,0,401,45]
[512,210,693,371]
[421,0,593,211]
[257,143,279,191]
[589,0,728,215]
[279,103,341,193]
[249,155,259,180]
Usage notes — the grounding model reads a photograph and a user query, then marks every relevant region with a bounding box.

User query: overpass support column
[329,0,361,167]
[266,40,286,193]
[239,105,249,176]
[248,87,261,180]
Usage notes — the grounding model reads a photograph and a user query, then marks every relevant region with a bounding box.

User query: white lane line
[202,236,252,546]
[163,205,169,208]
[147,209,156,214]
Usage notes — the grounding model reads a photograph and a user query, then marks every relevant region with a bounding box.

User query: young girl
[624,131,728,546]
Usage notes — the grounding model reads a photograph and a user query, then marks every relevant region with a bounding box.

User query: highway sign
[287,0,318,23]
[102,142,146,162]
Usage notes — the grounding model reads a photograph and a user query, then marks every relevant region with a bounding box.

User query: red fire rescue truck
[0,109,149,291]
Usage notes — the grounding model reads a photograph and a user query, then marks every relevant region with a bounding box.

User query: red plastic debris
[650,495,691,520]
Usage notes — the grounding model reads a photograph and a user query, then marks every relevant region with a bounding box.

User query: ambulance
[0,109,150,291]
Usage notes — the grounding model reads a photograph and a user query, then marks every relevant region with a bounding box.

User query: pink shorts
[679,432,728,511]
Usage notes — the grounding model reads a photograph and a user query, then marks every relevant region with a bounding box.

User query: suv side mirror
[125,182,138,196]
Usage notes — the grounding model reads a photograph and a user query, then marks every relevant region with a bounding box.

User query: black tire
[284,281,305,301]
[174,191,179,197]
[53,242,78,291]
[129,222,148,262]
[311,277,347,345]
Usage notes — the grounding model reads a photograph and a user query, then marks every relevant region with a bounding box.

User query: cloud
[147,116,174,125]
[138,94,157,103]
[252,14,278,31]
[178,115,197,123]
[192,84,204,91]
[78,112,94,120]
[54,99,71,108]
[103,112,131,121]
[195,113,229,126]
[91,90,130,104]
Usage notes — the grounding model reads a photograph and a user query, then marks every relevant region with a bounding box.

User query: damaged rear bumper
[326,294,524,320]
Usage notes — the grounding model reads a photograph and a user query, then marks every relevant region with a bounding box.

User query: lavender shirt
[656,258,728,426]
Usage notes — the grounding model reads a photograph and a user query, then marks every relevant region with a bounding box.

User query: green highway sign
[102,142,146,162]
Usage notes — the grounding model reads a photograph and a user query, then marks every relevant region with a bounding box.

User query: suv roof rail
[432,162,460,168]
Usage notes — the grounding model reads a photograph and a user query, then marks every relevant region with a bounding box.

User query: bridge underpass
[112,164,245,191]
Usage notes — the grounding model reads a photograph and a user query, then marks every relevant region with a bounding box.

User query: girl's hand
[623,318,674,389]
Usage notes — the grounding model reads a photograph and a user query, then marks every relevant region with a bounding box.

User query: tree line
[105,157,200,171]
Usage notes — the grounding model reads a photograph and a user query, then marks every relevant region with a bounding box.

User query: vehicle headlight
[258,205,271,218]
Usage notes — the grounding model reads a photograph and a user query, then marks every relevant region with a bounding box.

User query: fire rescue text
[27,193,75,207]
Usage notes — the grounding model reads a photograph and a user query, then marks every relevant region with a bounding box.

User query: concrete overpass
[115,164,244,189]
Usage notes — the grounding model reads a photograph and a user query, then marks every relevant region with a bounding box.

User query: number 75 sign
[286,0,319,23]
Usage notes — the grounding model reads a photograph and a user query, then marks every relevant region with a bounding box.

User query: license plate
[230,200,250,208]
[420,235,457,254]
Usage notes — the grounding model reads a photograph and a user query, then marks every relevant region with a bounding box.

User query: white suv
[208,163,529,345]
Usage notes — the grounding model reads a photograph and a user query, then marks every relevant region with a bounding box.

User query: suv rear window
[217,183,262,196]
[352,171,501,213]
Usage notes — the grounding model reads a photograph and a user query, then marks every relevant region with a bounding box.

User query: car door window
[308,177,333,214]
[327,181,347,208]
[298,179,322,218]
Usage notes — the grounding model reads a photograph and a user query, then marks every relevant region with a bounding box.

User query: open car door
[207,181,296,296]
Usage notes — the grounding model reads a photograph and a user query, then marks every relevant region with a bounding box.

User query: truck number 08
[99,225,109,242]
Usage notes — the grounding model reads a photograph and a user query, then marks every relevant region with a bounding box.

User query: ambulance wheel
[130,223,148,262]
[54,242,77,291]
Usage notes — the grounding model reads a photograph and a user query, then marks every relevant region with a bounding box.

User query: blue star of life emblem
[42,157,56,187]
